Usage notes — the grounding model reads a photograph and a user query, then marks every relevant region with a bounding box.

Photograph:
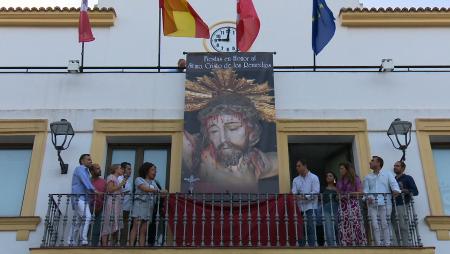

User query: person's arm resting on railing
[363,176,372,203]
[291,179,304,200]
[404,175,419,196]
[138,183,159,193]
[307,175,320,200]
[106,178,126,193]
[389,173,401,196]
[78,167,96,193]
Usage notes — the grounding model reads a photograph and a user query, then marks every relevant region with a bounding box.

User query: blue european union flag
[312,0,336,55]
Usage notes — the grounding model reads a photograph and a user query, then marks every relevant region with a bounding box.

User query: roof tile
[340,7,450,14]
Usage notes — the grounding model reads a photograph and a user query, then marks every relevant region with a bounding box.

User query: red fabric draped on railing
[167,194,303,247]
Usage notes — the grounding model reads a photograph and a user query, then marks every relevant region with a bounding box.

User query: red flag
[79,0,95,43]
[237,0,260,52]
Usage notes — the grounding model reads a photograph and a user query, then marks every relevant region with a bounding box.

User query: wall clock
[203,21,237,53]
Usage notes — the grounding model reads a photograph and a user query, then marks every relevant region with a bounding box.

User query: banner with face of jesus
[182,52,278,193]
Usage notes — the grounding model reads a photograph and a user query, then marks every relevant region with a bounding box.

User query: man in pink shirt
[90,163,106,246]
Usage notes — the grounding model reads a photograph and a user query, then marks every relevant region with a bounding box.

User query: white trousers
[368,202,392,246]
[67,199,92,245]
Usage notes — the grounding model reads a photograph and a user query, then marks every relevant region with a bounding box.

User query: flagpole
[158,5,162,73]
[81,42,85,73]
[313,53,316,72]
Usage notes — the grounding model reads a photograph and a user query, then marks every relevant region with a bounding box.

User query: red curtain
[166,194,303,247]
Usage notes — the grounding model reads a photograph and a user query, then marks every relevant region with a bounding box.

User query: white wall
[0,71,450,252]
[1,71,450,127]
[1,0,450,67]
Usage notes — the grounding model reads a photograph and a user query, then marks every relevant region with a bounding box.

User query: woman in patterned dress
[336,162,367,246]
[101,164,126,246]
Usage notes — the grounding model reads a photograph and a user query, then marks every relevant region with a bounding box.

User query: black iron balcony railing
[41,193,422,248]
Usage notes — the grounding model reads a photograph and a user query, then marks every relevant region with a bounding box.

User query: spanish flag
[160,0,210,39]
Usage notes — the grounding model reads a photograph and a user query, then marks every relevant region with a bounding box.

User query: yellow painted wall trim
[277,119,367,132]
[29,247,436,254]
[416,119,450,131]
[0,216,40,240]
[416,119,450,240]
[276,119,371,193]
[91,119,183,193]
[94,119,183,133]
[340,10,450,27]
[0,119,47,133]
[426,216,450,240]
[0,119,47,240]
[0,7,116,27]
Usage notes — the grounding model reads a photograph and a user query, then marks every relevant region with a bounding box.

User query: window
[90,120,183,192]
[0,120,47,241]
[431,144,450,215]
[106,143,171,189]
[276,120,371,193]
[416,119,450,240]
[288,135,355,184]
[0,146,32,216]
[144,148,169,189]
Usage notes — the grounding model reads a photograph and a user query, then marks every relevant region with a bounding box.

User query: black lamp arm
[401,149,406,162]
[57,150,69,174]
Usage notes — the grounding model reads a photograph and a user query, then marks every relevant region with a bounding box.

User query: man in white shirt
[291,159,320,247]
[363,156,400,246]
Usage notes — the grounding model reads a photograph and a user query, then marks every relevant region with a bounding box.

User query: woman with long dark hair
[336,162,367,246]
[129,162,164,246]
[322,171,339,246]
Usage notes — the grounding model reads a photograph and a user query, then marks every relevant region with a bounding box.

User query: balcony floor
[30,247,435,254]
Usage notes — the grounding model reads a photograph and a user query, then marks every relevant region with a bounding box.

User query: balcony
[31,193,434,254]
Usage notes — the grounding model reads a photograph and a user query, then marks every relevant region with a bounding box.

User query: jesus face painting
[182,68,278,193]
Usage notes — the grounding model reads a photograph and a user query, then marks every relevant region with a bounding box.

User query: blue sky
[0,0,450,8]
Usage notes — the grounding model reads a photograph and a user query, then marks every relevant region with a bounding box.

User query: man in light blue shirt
[364,156,400,246]
[291,159,320,247]
[67,154,97,246]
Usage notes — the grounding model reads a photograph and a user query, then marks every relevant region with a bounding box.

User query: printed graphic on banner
[182,52,278,193]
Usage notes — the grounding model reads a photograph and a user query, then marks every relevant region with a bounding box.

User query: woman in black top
[322,171,339,246]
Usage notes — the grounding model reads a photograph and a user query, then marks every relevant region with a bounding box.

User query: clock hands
[214,28,231,42]
[225,28,231,41]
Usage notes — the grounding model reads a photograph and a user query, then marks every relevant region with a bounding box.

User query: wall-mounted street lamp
[50,119,75,174]
[387,118,412,162]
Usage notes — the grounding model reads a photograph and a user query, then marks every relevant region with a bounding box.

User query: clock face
[210,26,237,52]
[203,21,238,53]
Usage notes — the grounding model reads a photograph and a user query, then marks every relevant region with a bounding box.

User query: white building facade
[0,0,449,254]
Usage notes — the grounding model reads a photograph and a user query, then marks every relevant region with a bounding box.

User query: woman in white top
[129,162,167,246]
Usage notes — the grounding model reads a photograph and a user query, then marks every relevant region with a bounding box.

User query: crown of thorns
[185,69,275,122]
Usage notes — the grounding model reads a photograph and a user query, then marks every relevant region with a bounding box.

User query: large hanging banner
[182,52,278,193]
